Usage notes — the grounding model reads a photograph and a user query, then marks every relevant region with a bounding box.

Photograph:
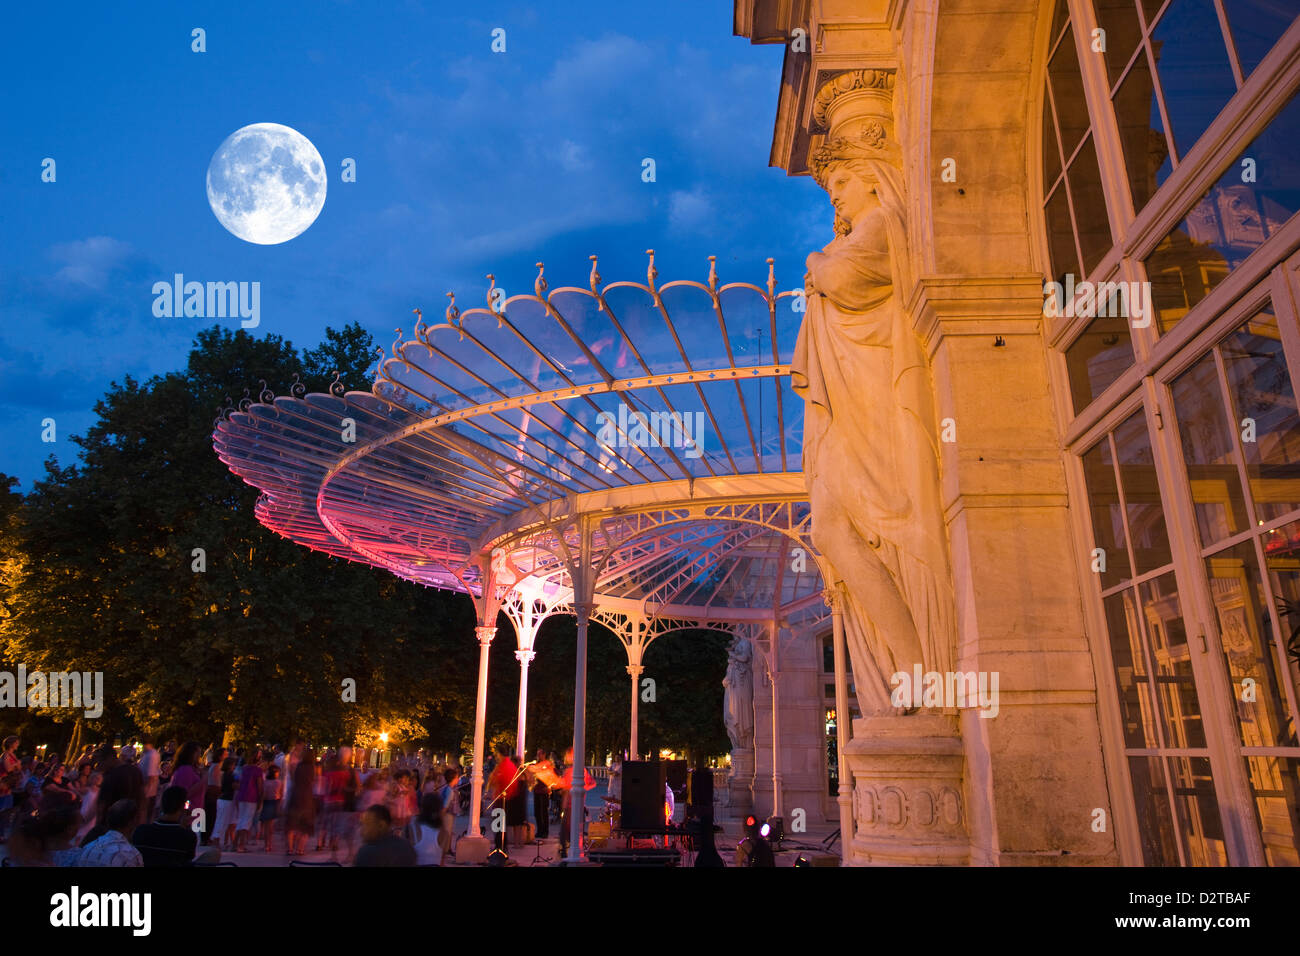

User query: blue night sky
[0,1,827,489]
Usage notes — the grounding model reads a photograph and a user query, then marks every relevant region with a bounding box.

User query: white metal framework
[213,255,849,860]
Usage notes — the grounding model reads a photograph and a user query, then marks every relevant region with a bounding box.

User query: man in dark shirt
[353,805,417,866]
[132,785,198,866]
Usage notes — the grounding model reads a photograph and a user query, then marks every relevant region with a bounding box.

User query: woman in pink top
[167,743,205,833]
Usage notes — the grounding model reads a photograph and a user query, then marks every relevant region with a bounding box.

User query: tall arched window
[1042,0,1300,866]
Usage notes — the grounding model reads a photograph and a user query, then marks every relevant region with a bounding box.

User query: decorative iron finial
[213,406,225,429]
[412,308,424,338]
[330,371,345,396]
[534,262,548,298]
[290,372,306,398]
[766,258,776,299]
[646,249,658,295]
[392,328,404,358]
[707,255,718,294]
[239,387,252,412]
[486,273,503,317]
[258,379,274,403]
[589,255,601,293]
[445,291,460,324]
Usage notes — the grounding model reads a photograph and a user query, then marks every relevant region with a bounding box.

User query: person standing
[233,751,264,852]
[285,748,316,856]
[168,743,204,835]
[203,747,227,846]
[530,748,552,841]
[214,756,237,850]
[138,737,160,823]
[485,743,518,853]
[259,764,282,852]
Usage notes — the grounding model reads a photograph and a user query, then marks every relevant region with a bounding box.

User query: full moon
[206,123,326,244]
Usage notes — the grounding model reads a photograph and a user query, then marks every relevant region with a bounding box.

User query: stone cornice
[906,274,1047,356]
[734,0,909,176]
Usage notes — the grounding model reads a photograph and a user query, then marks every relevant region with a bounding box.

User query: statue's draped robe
[792,198,956,716]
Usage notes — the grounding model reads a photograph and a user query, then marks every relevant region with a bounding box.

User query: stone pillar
[458,621,497,863]
[515,649,535,761]
[847,715,969,865]
[626,663,644,759]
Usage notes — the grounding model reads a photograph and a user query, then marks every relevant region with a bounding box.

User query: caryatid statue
[792,70,957,716]
[722,636,754,750]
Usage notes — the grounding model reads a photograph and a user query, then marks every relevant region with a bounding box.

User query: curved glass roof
[213,257,823,623]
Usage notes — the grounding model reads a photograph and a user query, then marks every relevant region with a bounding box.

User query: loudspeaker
[665,759,688,792]
[620,761,667,830]
[687,768,713,809]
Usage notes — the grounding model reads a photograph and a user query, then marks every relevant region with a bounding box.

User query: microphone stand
[483,761,536,859]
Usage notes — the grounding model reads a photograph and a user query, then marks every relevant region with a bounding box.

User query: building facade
[737,0,1300,865]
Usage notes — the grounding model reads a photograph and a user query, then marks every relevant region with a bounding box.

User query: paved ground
[2,783,844,867]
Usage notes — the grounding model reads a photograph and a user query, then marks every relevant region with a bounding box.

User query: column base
[728,748,754,815]
[845,714,969,866]
[456,835,491,865]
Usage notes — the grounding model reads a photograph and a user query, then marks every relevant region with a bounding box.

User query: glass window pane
[1141,573,1206,747]
[1149,0,1240,161]
[1171,352,1251,545]
[1066,314,1136,413]
[1094,0,1145,88]
[1220,0,1298,77]
[1244,755,1300,865]
[1113,46,1171,213]
[1045,180,1081,284]
[1144,94,1300,333]
[1220,307,1300,525]
[1043,94,1062,191]
[1083,439,1134,588]
[1106,590,1162,747]
[1067,136,1113,274]
[1259,515,1300,744]
[1169,756,1229,865]
[1115,410,1173,572]
[1051,0,1070,44]
[1205,540,1295,748]
[1128,756,1182,865]
[1049,27,1091,159]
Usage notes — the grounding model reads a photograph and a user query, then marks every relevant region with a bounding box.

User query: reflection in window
[1169,756,1228,865]
[1220,309,1300,525]
[1244,756,1300,865]
[1115,410,1172,573]
[1147,0,1238,160]
[1171,352,1250,545]
[1141,573,1205,748]
[1106,591,1161,747]
[1129,756,1181,865]
[1112,47,1170,213]
[1144,93,1300,332]
[1041,14,1114,282]
[1065,312,1136,413]
[1205,540,1295,749]
[1220,0,1298,77]
[1083,438,1133,589]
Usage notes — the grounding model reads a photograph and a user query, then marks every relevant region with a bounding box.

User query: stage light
[760,823,770,838]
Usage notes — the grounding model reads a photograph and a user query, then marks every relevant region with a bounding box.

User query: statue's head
[811,120,902,234]
[821,160,881,230]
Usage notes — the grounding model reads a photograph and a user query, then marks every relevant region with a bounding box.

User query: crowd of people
[0,733,597,867]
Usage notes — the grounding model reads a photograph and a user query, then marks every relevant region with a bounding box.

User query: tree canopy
[0,323,728,763]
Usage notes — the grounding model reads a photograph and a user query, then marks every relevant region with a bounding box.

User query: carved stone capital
[515,649,536,665]
[474,624,497,645]
[812,68,896,130]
